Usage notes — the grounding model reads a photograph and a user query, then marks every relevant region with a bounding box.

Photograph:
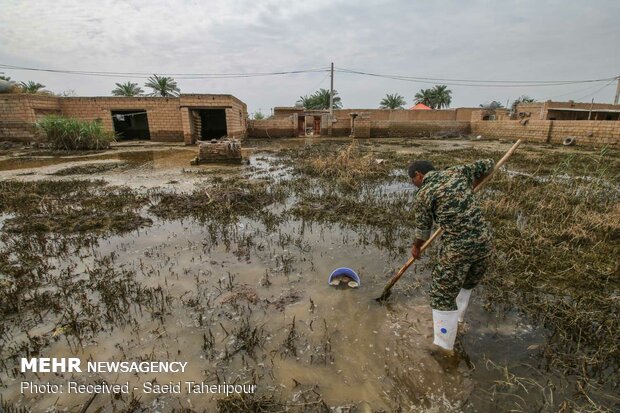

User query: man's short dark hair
[408,160,435,178]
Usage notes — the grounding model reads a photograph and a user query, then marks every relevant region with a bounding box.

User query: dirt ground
[0,137,618,412]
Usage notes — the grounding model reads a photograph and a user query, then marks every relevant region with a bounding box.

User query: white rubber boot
[432,309,459,351]
[456,288,473,323]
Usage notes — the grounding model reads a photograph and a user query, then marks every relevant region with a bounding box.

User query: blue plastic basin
[328,267,361,286]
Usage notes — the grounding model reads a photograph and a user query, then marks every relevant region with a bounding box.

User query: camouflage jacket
[413,159,495,259]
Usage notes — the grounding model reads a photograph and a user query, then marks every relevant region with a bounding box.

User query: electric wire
[573,79,617,102]
[541,80,616,101]
[334,67,618,88]
[0,64,330,79]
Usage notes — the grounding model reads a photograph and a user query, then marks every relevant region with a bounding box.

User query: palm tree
[431,85,452,109]
[297,88,342,109]
[112,81,144,97]
[413,85,452,109]
[19,80,46,93]
[380,93,406,109]
[144,75,180,97]
[413,88,436,108]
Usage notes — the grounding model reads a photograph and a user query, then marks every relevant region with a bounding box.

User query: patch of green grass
[36,115,115,150]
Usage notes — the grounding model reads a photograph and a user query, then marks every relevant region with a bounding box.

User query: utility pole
[614,76,620,105]
[329,62,334,117]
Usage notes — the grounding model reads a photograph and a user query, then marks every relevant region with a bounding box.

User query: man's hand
[411,244,421,259]
[411,239,425,259]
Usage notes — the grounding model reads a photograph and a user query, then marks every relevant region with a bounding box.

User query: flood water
[0,139,596,412]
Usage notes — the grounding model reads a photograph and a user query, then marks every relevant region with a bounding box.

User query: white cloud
[1,0,618,113]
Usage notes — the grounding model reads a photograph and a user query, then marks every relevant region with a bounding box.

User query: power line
[0,63,330,79]
[334,67,617,87]
[574,79,617,101]
[541,80,616,101]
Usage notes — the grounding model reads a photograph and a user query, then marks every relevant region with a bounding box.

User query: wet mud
[0,138,618,412]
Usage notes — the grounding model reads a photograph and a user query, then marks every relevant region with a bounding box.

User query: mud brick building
[471,101,620,146]
[248,107,477,138]
[247,101,620,146]
[2,94,619,146]
[0,94,247,144]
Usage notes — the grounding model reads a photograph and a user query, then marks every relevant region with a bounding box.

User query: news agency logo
[20,358,189,373]
[21,358,82,373]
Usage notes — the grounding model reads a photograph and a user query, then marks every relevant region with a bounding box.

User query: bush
[36,116,115,150]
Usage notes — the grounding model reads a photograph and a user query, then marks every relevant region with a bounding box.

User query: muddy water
[0,139,550,412]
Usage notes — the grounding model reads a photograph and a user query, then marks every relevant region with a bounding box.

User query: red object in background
[410,103,432,110]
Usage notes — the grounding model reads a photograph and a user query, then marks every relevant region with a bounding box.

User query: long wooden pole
[376,139,523,301]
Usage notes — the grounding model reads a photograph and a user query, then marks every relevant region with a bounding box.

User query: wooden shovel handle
[378,139,523,298]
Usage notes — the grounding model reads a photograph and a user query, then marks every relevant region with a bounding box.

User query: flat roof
[548,108,620,113]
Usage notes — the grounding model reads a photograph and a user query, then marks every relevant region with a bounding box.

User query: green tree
[112,81,144,97]
[414,85,452,109]
[297,88,342,109]
[380,93,406,109]
[0,75,11,81]
[253,110,265,120]
[413,88,435,107]
[144,75,180,97]
[19,80,46,93]
[431,85,452,109]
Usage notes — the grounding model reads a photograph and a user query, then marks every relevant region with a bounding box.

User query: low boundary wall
[471,120,619,146]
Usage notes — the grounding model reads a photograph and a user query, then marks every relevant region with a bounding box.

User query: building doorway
[297,116,306,136]
[111,110,150,140]
[196,109,228,140]
[313,116,321,136]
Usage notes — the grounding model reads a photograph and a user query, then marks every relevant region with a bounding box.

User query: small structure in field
[191,138,243,164]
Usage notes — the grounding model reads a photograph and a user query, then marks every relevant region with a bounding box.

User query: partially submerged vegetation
[277,139,620,410]
[0,180,149,234]
[0,138,618,412]
[50,161,126,175]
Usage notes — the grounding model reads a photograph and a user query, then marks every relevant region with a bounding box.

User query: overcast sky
[1,0,619,115]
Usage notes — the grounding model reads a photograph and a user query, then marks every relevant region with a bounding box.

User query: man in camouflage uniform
[408,158,495,353]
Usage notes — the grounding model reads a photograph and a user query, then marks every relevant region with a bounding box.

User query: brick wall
[548,120,620,146]
[61,97,183,142]
[0,94,247,143]
[471,119,620,146]
[331,108,460,122]
[179,94,248,141]
[0,95,60,142]
[471,119,550,142]
[247,118,295,138]
[370,120,470,138]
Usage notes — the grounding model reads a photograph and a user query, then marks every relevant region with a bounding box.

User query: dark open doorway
[196,109,227,140]
[297,116,305,136]
[111,110,150,140]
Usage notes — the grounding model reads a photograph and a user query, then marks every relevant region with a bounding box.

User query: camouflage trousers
[429,248,489,311]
